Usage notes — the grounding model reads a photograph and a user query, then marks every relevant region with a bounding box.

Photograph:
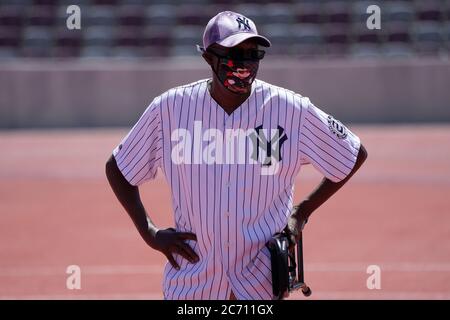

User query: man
[105,11,367,300]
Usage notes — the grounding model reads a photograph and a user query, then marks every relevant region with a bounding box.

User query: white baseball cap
[197,11,271,52]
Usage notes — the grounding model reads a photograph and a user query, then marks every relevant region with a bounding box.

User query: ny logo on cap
[236,16,251,31]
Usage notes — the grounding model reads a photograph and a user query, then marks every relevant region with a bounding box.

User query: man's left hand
[284,206,308,249]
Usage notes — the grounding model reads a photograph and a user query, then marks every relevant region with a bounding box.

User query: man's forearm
[295,144,368,220]
[105,155,158,244]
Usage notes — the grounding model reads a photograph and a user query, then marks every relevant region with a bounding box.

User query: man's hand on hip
[146,228,199,270]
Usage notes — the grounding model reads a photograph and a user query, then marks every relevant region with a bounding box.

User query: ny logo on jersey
[249,125,288,168]
[171,121,288,176]
[236,17,251,31]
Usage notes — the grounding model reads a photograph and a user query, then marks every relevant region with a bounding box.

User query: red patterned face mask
[215,58,259,94]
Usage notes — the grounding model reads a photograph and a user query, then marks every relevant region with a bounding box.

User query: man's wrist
[293,201,312,220]
[139,219,159,246]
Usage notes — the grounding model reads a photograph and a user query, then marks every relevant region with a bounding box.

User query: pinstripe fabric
[298,100,360,182]
[112,79,361,300]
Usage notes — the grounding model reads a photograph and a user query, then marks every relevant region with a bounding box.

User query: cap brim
[217,33,271,48]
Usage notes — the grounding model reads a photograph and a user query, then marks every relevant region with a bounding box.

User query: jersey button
[225,211,230,217]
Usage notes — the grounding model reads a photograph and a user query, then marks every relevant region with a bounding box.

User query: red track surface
[1,125,449,299]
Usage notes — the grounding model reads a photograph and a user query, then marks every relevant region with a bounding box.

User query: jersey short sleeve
[112,98,162,186]
[298,99,361,182]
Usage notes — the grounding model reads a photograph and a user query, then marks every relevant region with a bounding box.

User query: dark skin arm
[285,143,368,247]
[105,155,199,269]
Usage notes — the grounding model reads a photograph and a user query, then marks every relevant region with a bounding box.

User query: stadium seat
[411,21,444,54]
[141,26,171,48]
[446,22,450,45]
[22,26,53,48]
[415,0,443,22]
[170,25,202,47]
[354,26,383,44]
[58,0,92,4]
[111,46,142,58]
[141,44,169,58]
[385,22,411,43]
[322,22,350,58]
[261,24,293,46]
[83,26,114,47]
[446,2,450,22]
[32,0,61,5]
[261,3,295,25]
[0,28,21,48]
[117,5,146,27]
[291,23,325,58]
[91,0,119,5]
[53,26,82,57]
[291,43,326,59]
[82,5,117,27]
[170,44,197,57]
[130,0,180,5]
[21,26,54,57]
[444,23,450,57]
[0,47,18,59]
[0,5,25,28]
[384,1,415,23]
[323,1,351,24]
[349,43,382,59]
[115,0,147,5]
[81,45,112,58]
[293,3,322,24]
[323,24,351,45]
[382,43,415,58]
[324,43,349,58]
[291,23,324,45]
[25,6,56,27]
[144,4,177,27]
[0,0,32,5]
[114,27,142,47]
[215,0,246,5]
[178,0,211,4]
[259,23,294,55]
[0,0,447,60]
[176,4,212,26]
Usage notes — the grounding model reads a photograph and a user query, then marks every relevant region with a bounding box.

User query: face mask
[214,57,259,94]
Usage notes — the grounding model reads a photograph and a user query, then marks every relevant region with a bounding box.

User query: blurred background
[1,0,449,59]
[1,0,450,127]
[0,0,450,300]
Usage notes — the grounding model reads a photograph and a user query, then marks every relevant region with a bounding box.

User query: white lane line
[306,262,450,272]
[0,293,163,300]
[1,263,450,277]
[290,291,450,300]
[1,171,450,184]
[2,291,450,300]
[0,265,163,277]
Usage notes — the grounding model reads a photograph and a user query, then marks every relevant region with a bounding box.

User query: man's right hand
[146,228,199,270]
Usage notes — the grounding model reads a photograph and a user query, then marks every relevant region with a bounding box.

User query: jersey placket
[219,98,252,295]
[221,111,233,278]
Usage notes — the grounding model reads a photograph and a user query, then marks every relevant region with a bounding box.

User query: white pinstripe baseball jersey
[112,78,361,300]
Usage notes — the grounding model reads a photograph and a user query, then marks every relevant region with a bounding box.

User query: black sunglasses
[206,47,265,61]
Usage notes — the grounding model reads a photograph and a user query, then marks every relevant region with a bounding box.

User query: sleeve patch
[327,115,348,139]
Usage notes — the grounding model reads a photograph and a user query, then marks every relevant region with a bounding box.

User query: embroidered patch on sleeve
[327,115,348,139]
